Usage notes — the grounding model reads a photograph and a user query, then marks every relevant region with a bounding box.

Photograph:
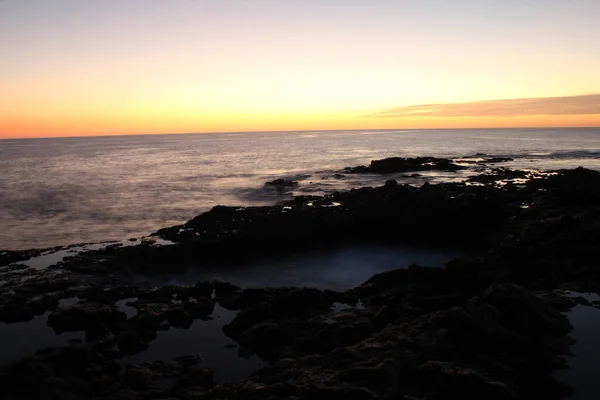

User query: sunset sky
[1,0,599,138]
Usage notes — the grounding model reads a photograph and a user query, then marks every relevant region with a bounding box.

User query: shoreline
[1,156,600,399]
[4,128,600,251]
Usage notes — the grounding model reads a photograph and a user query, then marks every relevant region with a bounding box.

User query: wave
[521,150,600,160]
[458,150,600,161]
[547,150,600,159]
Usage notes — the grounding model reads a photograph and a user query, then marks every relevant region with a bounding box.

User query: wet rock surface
[467,167,530,184]
[1,159,600,399]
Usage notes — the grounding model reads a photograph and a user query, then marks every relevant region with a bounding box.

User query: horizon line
[2,125,600,141]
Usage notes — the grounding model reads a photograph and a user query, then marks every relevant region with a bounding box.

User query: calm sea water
[2,128,600,250]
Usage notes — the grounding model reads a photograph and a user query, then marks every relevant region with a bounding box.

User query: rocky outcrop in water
[344,156,467,174]
[264,178,299,190]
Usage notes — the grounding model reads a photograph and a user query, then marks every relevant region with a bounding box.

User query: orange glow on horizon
[2,110,599,139]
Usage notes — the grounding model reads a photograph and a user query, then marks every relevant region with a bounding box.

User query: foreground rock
[2,165,600,399]
[204,284,572,400]
[0,347,215,400]
[0,271,577,400]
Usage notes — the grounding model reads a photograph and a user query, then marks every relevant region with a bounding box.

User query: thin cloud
[370,94,600,118]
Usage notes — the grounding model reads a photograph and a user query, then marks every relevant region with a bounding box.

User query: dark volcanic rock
[117,330,148,354]
[0,305,35,323]
[221,287,341,359]
[220,286,337,313]
[213,280,241,300]
[458,156,514,164]
[467,167,528,184]
[4,165,600,399]
[484,157,514,163]
[192,281,214,298]
[322,173,347,180]
[79,285,139,304]
[165,306,193,329]
[0,345,217,400]
[142,180,519,269]
[48,302,126,334]
[0,347,121,400]
[173,365,214,391]
[22,275,76,292]
[264,179,299,188]
[185,299,215,319]
[344,156,467,174]
[196,285,572,400]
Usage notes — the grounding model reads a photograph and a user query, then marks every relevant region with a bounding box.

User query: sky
[1,0,599,138]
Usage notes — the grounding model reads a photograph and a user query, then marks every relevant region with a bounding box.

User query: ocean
[2,127,600,250]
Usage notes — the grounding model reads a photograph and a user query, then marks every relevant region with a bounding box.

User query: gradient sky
[1,0,599,138]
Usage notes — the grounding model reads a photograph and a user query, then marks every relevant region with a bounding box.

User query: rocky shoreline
[1,156,600,399]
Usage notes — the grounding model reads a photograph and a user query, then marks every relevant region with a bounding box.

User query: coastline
[3,127,600,251]
[1,156,600,399]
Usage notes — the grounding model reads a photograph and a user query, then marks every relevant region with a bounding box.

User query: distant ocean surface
[2,128,600,250]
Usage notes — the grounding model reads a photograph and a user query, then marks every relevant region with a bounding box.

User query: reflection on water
[555,293,600,399]
[18,238,178,270]
[150,244,461,290]
[121,304,263,382]
[22,240,141,270]
[115,298,138,318]
[331,301,365,313]
[0,314,83,365]
[0,244,456,381]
